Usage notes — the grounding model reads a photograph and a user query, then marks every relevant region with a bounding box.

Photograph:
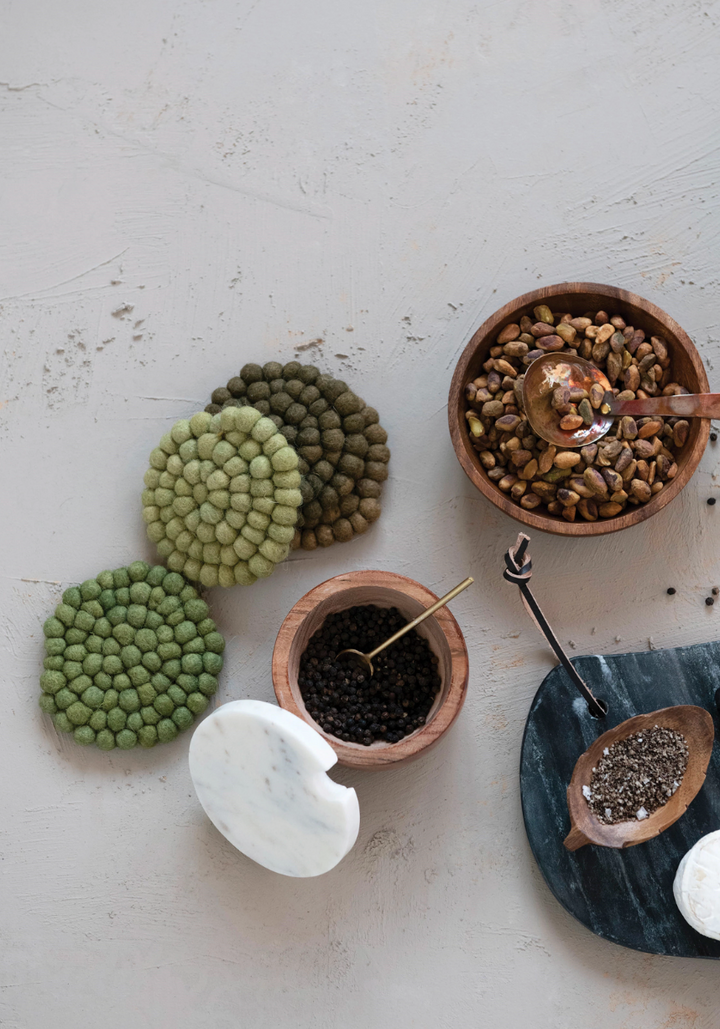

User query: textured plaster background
[1,1,720,1026]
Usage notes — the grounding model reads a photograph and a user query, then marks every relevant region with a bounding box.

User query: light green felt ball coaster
[40,563,224,750]
[143,408,302,587]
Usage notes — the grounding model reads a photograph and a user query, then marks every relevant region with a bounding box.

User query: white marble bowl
[271,570,469,769]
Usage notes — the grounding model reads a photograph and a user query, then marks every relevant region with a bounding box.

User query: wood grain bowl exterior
[564,705,715,850]
[272,571,469,769]
[448,282,710,536]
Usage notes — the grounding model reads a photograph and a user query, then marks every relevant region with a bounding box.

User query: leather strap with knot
[504,533,606,719]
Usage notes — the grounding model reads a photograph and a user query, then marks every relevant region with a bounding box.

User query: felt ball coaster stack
[204,361,390,550]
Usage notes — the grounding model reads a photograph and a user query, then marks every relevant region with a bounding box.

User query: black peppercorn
[298,604,441,746]
[706,597,715,606]
[708,498,717,506]
[666,587,676,595]
[711,432,717,442]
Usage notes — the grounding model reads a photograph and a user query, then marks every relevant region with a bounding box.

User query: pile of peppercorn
[298,605,441,745]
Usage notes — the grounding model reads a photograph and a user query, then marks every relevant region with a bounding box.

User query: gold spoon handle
[366,577,474,661]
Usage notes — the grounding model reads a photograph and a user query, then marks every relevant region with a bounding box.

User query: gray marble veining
[189,700,360,877]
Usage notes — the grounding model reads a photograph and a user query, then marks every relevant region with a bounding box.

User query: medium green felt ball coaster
[142,406,302,587]
[40,562,224,750]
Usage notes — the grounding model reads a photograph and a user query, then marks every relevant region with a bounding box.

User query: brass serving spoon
[337,577,473,676]
[522,352,720,448]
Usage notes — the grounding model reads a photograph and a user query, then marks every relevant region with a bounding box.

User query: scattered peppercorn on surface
[39,562,225,750]
[205,361,390,549]
[142,406,302,587]
[464,306,691,523]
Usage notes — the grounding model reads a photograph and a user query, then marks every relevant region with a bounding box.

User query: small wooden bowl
[272,571,469,769]
[448,282,710,536]
[564,705,714,850]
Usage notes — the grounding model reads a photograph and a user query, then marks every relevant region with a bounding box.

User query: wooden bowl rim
[271,570,470,769]
[448,281,710,537]
[566,705,715,849]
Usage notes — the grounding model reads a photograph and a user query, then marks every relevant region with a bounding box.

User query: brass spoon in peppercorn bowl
[337,577,474,677]
[523,352,720,448]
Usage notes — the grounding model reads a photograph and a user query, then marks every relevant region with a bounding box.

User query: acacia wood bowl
[272,570,469,769]
[448,283,710,536]
[564,705,714,850]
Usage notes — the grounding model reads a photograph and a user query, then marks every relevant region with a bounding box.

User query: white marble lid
[189,699,360,877]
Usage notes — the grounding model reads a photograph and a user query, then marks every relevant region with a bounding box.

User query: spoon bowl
[564,705,714,851]
[336,648,375,676]
[522,352,614,447]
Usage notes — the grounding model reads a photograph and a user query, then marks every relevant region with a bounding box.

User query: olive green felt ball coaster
[204,361,390,550]
[39,562,224,750]
[142,406,302,587]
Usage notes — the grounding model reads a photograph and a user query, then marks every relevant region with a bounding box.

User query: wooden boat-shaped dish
[565,705,715,851]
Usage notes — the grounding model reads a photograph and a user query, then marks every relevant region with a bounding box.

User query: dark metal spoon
[522,352,720,448]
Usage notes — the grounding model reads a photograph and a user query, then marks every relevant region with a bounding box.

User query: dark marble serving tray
[520,641,720,957]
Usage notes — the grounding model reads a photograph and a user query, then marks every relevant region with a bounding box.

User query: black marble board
[520,641,720,958]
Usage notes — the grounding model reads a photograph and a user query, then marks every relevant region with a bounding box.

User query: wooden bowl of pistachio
[448,283,710,536]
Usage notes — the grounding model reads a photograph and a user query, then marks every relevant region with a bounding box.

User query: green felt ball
[116,729,137,750]
[126,605,147,629]
[181,653,204,676]
[128,665,150,687]
[171,419,192,445]
[141,705,161,725]
[94,618,112,639]
[93,672,112,691]
[134,628,158,653]
[183,558,202,581]
[273,469,301,489]
[62,586,82,608]
[65,628,88,646]
[141,650,161,672]
[138,725,158,748]
[53,712,73,733]
[259,539,288,565]
[89,709,107,731]
[40,671,66,695]
[186,692,209,715]
[96,730,116,750]
[107,707,127,732]
[56,603,77,627]
[199,564,219,588]
[113,623,135,647]
[85,634,103,654]
[42,615,65,637]
[103,655,123,675]
[113,673,131,691]
[39,694,57,715]
[178,439,199,463]
[81,686,104,709]
[44,657,64,672]
[74,726,96,746]
[66,701,91,726]
[197,673,218,696]
[172,706,194,731]
[271,447,298,472]
[157,718,178,743]
[248,553,274,578]
[126,712,143,733]
[167,684,186,707]
[154,693,174,716]
[45,637,67,657]
[267,523,295,545]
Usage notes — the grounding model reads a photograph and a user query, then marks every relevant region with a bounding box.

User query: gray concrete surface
[2,1,720,1026]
